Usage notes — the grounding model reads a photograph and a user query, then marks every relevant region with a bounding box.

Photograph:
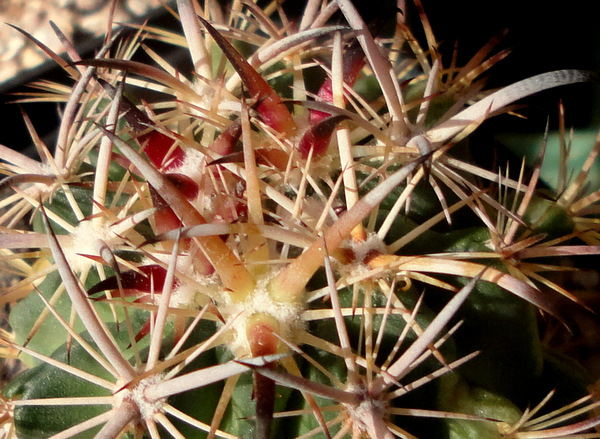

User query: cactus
[1,0,600,438]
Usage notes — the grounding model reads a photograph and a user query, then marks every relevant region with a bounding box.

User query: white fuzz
[216,271,306,356]
[63,219,123,272]
[335,232,388,277]
[115,375,166,420]
[349,233,387,262]
[132,375,166,419]
[171,274,220,309]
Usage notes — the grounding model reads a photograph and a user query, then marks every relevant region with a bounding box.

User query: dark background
[1,0,598,156]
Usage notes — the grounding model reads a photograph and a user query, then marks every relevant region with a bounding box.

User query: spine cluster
[1,1,599,438]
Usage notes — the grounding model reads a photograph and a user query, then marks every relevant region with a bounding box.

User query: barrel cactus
[1,0,599,438]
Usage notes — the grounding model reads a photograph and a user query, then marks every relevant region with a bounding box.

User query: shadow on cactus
[1,0,600,438]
